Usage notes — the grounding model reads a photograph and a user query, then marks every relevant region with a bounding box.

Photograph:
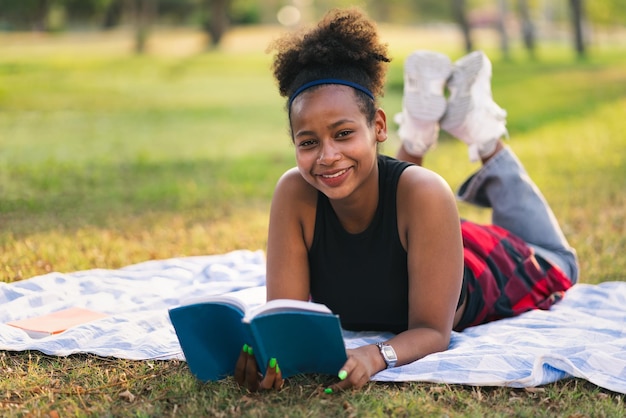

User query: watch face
[382,345,397,361]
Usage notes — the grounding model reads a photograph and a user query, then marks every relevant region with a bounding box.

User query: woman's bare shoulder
[274,167,318,204]
[267,167,319,272]
[396,164,459,235]
[398,165,454,200]
[272,168,318,220]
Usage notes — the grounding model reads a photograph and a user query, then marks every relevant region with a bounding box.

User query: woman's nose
[317,141,340,164]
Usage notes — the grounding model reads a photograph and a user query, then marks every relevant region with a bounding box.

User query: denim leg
[457,146,579,283]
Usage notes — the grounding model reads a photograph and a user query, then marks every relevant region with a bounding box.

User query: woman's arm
[330,166,464,390]
[235,168,317,391]
[397,165,465,358]
[265,167,318,301]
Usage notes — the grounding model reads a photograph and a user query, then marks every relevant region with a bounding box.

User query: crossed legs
[396,50,579,283]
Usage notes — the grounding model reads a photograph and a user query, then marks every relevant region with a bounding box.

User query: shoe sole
[403,51,452,122]
[440,51,486,131]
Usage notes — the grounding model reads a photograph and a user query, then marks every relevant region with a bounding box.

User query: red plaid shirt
[455,220,573,331]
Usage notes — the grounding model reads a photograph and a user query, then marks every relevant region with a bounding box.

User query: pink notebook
[7,307,108,339]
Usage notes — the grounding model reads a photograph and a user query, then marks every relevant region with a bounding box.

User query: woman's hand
[325,344,385,392]
[234,344,284,392]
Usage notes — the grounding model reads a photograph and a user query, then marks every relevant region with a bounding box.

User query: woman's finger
[233,344,249,385]
[324,364,372,394]
[244,345,260,392]
[259,357,284,390]
[273,360,284,390]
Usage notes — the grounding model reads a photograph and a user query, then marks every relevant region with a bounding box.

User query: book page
[178,286,266,314]
[243,299,332,323]
[180,293,248,313]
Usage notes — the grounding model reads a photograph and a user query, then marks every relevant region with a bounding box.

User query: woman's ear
[375,108,388,143]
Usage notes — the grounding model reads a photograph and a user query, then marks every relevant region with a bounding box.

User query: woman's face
[289,85,387,201]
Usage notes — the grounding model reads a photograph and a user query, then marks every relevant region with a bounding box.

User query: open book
[6,307,108,339]
[168,295,348,382]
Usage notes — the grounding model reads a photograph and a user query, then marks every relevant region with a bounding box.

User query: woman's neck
[329,163,379,234]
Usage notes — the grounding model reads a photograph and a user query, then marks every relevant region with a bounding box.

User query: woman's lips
[317,167,350,187]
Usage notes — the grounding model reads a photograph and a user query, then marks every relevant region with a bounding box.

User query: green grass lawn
[1,26,625,416]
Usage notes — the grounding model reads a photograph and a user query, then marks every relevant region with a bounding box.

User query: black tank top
[308,155,412,333]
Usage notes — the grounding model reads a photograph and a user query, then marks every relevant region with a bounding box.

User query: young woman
[234,8,578,392]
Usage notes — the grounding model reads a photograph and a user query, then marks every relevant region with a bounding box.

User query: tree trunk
[569,0,586,58]
[497,0,509,60]
[517,0,535,59]
[131,0,157,54]
[34,0,50,32]
[103,0,124,30]
[452,0,472,53]
[205,0,231,48]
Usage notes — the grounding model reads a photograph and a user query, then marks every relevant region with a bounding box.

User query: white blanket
[1,250,625,394]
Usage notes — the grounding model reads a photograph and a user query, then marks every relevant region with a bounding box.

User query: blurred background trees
[0,0,624,57]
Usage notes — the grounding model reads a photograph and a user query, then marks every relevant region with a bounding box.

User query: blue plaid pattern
[0,251,623,393]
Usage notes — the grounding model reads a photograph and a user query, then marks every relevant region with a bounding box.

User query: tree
[103,0,124,29]
[127,0,158,54]
[204,0,231,48]
[34,0,51,31]
[497,0,509,60]
[452,0,472,53]
[569,0,586,58]
[517,0,535,58]
[586,0,626,26]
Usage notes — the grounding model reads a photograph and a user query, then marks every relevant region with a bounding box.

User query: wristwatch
[375,342,398,368]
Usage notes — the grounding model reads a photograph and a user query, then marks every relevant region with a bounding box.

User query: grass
[1,25,625,416]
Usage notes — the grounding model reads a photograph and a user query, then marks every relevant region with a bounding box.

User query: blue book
[168,296,348,382]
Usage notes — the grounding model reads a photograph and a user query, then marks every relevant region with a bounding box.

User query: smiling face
[289,85,387,202]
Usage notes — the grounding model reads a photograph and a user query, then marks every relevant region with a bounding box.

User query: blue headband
[288,78,375,109]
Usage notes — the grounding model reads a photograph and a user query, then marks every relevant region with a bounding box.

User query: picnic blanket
[1,250,625,394]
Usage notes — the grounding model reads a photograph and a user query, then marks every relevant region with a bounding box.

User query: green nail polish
[324,387,333,394]
[247,345,253,355]
[338,370,348,380]
[269,357,277,369]
[276,364,280,374]
[243,343,249,353]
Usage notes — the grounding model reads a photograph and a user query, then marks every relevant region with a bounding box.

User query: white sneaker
[395,50,452,157]
[440,51,508,162]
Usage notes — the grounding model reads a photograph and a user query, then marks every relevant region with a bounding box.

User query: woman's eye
[337,130,353,138]
[299,140,316,148]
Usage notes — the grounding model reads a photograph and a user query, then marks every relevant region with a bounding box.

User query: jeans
[457,146,579,283]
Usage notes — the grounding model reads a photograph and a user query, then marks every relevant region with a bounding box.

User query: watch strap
[375,342,398,369]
